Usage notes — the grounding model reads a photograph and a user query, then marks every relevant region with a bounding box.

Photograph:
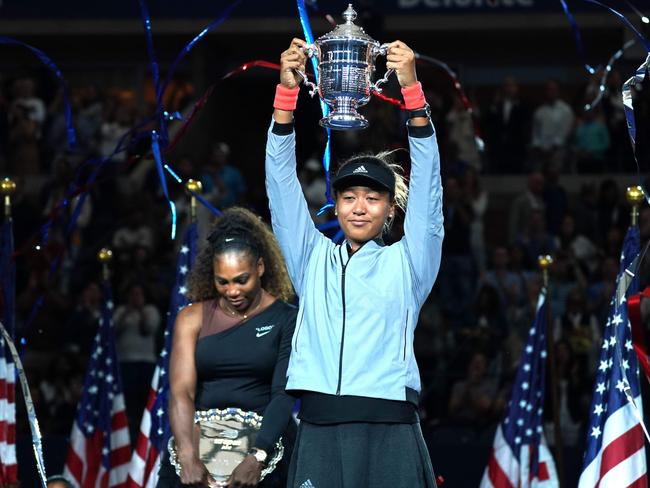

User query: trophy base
[319,113,369,130]
[320,97,369,130]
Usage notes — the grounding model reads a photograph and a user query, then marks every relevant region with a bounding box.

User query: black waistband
[297,391,419,425]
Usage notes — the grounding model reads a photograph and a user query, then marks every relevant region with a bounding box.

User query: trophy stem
[320,96,369,130]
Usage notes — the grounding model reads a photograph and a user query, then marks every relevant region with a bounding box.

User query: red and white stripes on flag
[64,282,131,488]
[482,425,557,488]
[578,226,646,488]
[126,223,197,487]
[126,368,162,488]
[65,394,131,488]
[578,399,647,488]
[0,338,16,484]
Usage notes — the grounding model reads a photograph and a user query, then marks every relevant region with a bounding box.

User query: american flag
[0,218,17,484]
[480,290,559,488]
[126,223,197,487]
[64,279,131,487]
[578,226,647,488]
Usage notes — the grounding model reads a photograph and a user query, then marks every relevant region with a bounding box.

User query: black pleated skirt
[287,421,438,488]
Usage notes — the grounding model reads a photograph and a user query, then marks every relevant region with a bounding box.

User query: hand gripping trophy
[297,3,394,130]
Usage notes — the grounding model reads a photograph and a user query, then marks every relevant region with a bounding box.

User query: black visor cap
[331,157,395,194]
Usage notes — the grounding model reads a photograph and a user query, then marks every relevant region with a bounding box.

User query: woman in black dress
[157,207,297,488]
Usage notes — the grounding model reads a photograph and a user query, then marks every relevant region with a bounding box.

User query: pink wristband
[274,84,300,111]
[401,82,426,110]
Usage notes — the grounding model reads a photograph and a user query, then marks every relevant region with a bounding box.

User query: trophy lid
[318,4,377,44]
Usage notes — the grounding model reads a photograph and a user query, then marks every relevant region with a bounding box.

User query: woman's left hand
[385,40,417,88]
[224,455,262,487]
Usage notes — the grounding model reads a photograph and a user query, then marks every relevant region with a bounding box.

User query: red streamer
[627,286,650,384]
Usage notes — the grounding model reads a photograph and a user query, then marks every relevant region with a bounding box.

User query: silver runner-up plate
[168,407,284,487]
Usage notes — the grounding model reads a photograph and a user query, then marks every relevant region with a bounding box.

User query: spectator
[9,77,46,129]
[554,287,601,370]
[201,142,247,208]
[586,257,618,324]
[485,76,530,173]
[544,340,590,447]
[100,99,134,162]
[114,283,161,441]
[463,168,488,275]
[542,164,568,236]
[8,88,42,176]
[515,209,556,270]
[446,95,481,170]
[484,246,523,316]
[574,107,611,173]
[438,175,475,328]
[299,156,328,223]
[38,353,83,434]
[508,172,545,244]
[555,214,599,277]
[573,182,599,242]
[448,352,498,429]
[112,209,155,263]
[530,80,575,171]
[601,70,632,171]
[64,281,102,358]
[597,179,628,246]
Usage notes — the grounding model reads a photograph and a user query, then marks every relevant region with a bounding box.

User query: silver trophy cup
[298,4,393,130]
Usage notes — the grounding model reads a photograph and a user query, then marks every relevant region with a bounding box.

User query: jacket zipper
[336,248,350,395]
[403,310,409,360]
[293,306,305,352]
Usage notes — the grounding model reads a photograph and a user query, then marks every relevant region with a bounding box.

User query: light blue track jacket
[265,119,444,402]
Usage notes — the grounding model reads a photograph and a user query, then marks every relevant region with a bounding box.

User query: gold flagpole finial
[1,178,16,219]
[538,255,553,287]
[98,248,113,280]
[626,186,644,226]
[185,179,202,223]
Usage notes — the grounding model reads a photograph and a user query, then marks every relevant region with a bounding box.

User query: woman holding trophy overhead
[266,32,443,488]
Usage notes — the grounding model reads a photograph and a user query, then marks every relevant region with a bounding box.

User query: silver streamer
[0,321,48,487]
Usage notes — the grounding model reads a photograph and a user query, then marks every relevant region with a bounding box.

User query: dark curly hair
[187,207,294,302]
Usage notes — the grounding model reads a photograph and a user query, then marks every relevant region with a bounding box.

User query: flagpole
[98,247,113,281]
[1,178,16,219]
[186,179,202,223]
[627,185,644,226]
[539,254,565,488]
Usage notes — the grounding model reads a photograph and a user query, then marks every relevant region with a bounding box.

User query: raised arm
[265,38,326,295]
[387,41,444,306]
[168,304,215,486]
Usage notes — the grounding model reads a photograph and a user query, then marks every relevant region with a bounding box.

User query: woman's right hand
[280,38,308,89]
[179,455,216,487]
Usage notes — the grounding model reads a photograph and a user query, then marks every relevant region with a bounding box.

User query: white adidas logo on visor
[352,165,368,174]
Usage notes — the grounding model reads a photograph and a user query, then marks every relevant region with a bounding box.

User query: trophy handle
[295,43,319,97]
[371,43,394,95]
[295,69,318,97]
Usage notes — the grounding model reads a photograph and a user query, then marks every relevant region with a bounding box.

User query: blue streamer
[151,131,177,239]
[190,191,222,217]
[0,36,77,149]
[581,0,650,202]
[296,0,334,208]
[157,0,242,104]
[581,0,650,53]
[161,165,223,217]
[585,39,636,111]
[559,0,599,74]
[137,0,161,96]
[137,0,168,146]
